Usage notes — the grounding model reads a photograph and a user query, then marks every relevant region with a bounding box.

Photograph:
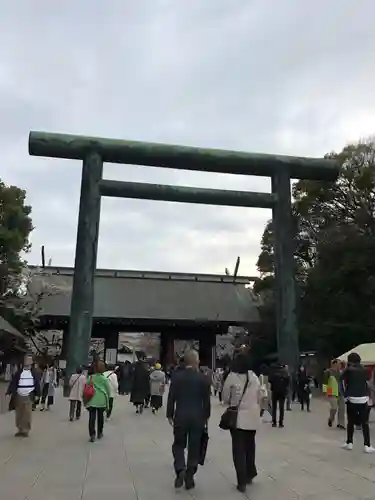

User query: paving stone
[1,389,375,499]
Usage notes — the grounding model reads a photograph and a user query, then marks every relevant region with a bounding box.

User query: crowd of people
[5,348,375,494]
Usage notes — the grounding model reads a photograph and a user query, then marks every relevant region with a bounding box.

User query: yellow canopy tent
[337,343,375,366]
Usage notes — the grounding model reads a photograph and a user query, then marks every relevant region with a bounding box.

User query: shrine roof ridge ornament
[29,131,339,181]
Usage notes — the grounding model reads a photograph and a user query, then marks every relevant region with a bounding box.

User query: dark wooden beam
[99,179,276,209]
[29,131,339,181]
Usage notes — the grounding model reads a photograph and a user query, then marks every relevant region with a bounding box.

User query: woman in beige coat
[222,353,261,493]
[68,367,86,421]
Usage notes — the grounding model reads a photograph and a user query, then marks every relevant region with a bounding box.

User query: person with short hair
[167,349,211,491]
[297,366,311,412]
[323,359,345,429]
[268,362,290,428]
[85,361,111,442]
[7,355,41,437]
[340,353,375,453]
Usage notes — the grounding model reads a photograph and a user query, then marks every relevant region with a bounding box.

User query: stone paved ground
[1,390,375,500]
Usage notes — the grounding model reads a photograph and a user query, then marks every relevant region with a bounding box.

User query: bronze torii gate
[29,131,339,389]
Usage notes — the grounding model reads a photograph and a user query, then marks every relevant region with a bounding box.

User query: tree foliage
[0,179,33,297]
[254,139,375,359]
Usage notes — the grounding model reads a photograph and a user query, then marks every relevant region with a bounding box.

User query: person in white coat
[222,353,261,493]
[68,367,86,421]
[104,365,119,419]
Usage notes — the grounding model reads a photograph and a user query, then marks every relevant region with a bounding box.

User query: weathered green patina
[272,170,299,369]
[29,131,337,181]
[28,130,339,392]
[65,151,102,394]
[99,180,276,208]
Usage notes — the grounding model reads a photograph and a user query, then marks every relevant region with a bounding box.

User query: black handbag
[219,373,249,431]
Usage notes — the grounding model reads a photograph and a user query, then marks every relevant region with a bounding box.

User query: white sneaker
[342,443,353,450]
[364,446,375,454]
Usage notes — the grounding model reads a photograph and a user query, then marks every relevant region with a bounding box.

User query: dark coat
[269,365,290,397]
[118,362,132,394]
[166,367,211,427]
[340,363,370,399]
[6,368,41,411]
[297,371,311,395]
[130,361,150,404]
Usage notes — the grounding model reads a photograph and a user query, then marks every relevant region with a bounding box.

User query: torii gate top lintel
[29,130,338,181]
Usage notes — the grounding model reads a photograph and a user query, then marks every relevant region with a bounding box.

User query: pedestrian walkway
[1,391,375,500]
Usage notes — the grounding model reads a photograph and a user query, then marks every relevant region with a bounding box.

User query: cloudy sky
[1,1,374,276]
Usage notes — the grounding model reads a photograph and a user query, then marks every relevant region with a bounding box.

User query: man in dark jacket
[167,349,211,491]
[6,355,41,437]
[268,363,290,428]
[340,352,375,453]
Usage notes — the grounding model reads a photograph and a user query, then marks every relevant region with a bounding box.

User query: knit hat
[155,363,161,370]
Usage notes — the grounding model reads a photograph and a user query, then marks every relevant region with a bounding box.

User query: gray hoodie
[150,369,166,396]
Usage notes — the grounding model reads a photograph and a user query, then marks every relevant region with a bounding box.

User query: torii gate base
[28,131,339,393]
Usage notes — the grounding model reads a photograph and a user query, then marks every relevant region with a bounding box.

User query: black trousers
[300,392,310,411]
[271,393,285,424]
[346,402,370,447]
[172,424,203,474]
[69,400,82,420]
[41,383,50,405]
[107,398,114,418]
[88,407,105,437]
[230,429,257,487]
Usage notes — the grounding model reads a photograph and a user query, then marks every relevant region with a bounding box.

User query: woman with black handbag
[221,353,261,493]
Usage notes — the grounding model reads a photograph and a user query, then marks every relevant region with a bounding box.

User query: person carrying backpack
[268,363,290,428]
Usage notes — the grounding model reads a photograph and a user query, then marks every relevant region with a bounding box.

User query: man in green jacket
[323,360,345,429]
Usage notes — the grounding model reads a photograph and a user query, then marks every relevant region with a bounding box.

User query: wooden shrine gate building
[29,266,260,368]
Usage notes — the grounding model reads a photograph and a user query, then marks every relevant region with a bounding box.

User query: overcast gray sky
[1,1,374,276]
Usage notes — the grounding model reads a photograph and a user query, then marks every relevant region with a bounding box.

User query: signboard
[174,340,199,357]
[216,334,234,359]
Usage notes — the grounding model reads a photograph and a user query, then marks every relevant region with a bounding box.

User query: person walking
[222,353,261,493]
[258,365,270,418]
[340,353,375,453]
[130,357,150,414]
[68,367,86,421]
[297,366,311,412]
[85,361,111,442]
[323,359,345,430]
[103,365,119,419]
[31,363,43,410]
[6,355,41,437]
[268,362,290,428]
[167,349,211,491]
[144,364,152,408]
[284,365,292,411]
[118,361,132,395]
[40,364,57,411]
[150,362,166,414]
[212,368,222,397]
